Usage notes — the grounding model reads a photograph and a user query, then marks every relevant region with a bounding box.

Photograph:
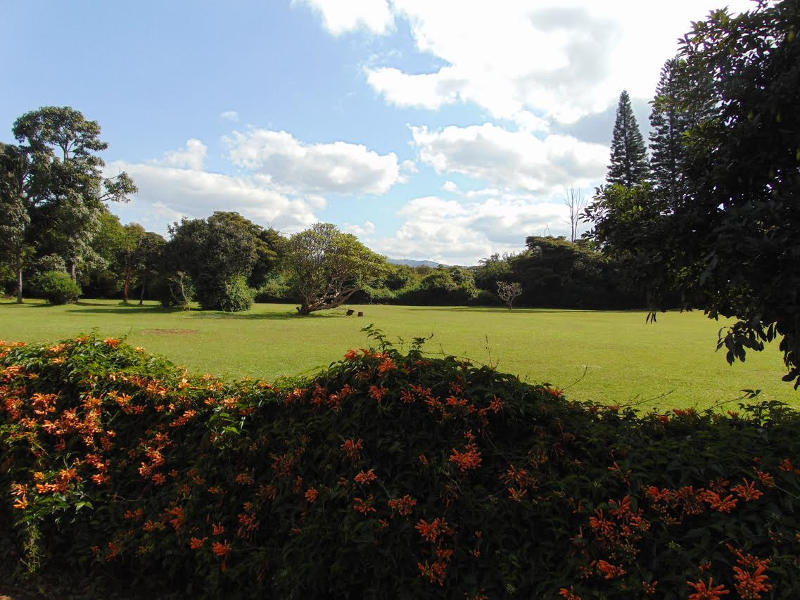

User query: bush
[253,273,295,303]
[35,270,81,304]
[217,275,254,312]
[1,335,799,599]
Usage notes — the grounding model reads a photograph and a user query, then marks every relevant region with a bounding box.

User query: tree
[0,143,31,303]
[564,186,586,242]
[496,281,522,309]
[587,1,800,387]
[164,212,262,311]
[10,106,136,284]
[283,223,388,315]
[607,91,650,187]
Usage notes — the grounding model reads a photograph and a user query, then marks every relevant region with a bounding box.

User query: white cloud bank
[411,123,607,193]
[293,0,394,36]
[306,0,755,126]
[226,129,403,195]
[372,194,569,265]
[109,130,404,235]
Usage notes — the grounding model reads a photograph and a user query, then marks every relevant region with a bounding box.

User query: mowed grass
[0,299,795,410]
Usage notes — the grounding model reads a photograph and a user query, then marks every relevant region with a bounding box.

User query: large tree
[587,1,800,387]
[284,223,387,315]
[11,106,136,283]
[607,90,650,187]
[0,143,31,303]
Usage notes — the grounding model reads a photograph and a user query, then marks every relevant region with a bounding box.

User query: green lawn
[0,299,795,410]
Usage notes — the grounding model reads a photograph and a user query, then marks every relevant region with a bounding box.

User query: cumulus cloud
[220,110,240,122]
[356,1,755,125]
[343,220,376,238]
[411,123,607,193]
[226,129,403,195]
[156,138,207,171]
[293,0,394,35]
[108,159,319,234]
[372,194,568,265]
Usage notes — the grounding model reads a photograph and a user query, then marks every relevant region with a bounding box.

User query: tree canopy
[284,223,388,315]
[585,0,800,387]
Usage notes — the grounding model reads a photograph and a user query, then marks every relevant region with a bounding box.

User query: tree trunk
[139,279,146,305]
[123,267,131,304]
[15,248,23,304]
[70,261,76,282]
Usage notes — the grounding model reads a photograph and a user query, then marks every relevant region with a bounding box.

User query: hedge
[1,332,799,599]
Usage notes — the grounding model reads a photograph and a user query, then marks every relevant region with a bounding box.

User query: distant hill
[386,258,445,268]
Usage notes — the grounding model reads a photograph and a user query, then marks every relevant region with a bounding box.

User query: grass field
[0,299,795,410]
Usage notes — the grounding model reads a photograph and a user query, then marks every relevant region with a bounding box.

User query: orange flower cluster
[729,546,772,599]
[449,441,482,472]
[340,438,363,461]
[687,577,729,599]
[304,487,319,503]
[387,494,417,517]
[415,517,450,543]
[354,468,377,485]
[353,495,376,515]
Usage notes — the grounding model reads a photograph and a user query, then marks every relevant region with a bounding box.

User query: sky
[0,0,755,265]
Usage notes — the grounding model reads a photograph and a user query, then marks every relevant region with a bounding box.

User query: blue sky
[0,0,753,264]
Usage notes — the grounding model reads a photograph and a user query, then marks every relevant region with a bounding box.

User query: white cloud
[156,138,207,171]
[106,158,318,235]
[411,123,607,193]
[220,110,240,122]
[442,180,459,193]
[293,0,394,35]
[343,220,376,237]
[356,1,755,125]
[226,129,403,195]
[372,194,568,264]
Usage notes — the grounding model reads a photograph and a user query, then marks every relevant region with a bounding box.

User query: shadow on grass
[400,305,603,314]
[189,310,344,321]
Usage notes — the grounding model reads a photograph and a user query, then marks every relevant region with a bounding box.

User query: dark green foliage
[34,270,81,304]
[510,236,645,309]
[607,91,650,187]
[586,1,800,387]
[400,267,479,305]
[164,212,269,312]
[1,335,799,599]
[216,275,254,313]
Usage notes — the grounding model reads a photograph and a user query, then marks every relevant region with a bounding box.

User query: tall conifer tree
[607,90,649,187]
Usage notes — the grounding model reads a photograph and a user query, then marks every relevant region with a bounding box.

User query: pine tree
[649,59,685,206]
[607,90,649,187]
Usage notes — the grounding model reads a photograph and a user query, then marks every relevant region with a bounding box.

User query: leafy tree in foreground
[607,90,650,187]
[587,1,800,387]
[284,223,387,315]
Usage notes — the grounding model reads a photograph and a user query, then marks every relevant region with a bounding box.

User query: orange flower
[596,560,626,580]
[687,578,730,599]
[558,588,582,600]
[377,358,397,374]
[415,517,449,543]
[731,479,763,502]
[354,468,378,485]
[305,487,319,503]
[212,540,231,558]
[340,438,363,461]
[369,385,387,403]
[449,443,482,472]
[104,338,120,348]
[387,494,417,516]
[344,349,359,360]
[190,536,207,550]
[353,496,376,515]
[212,523,225,536]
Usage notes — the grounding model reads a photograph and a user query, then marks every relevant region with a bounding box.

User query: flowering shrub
[1,333,799,599]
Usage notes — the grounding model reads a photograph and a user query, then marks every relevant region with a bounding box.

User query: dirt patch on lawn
[141,329,197,336]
